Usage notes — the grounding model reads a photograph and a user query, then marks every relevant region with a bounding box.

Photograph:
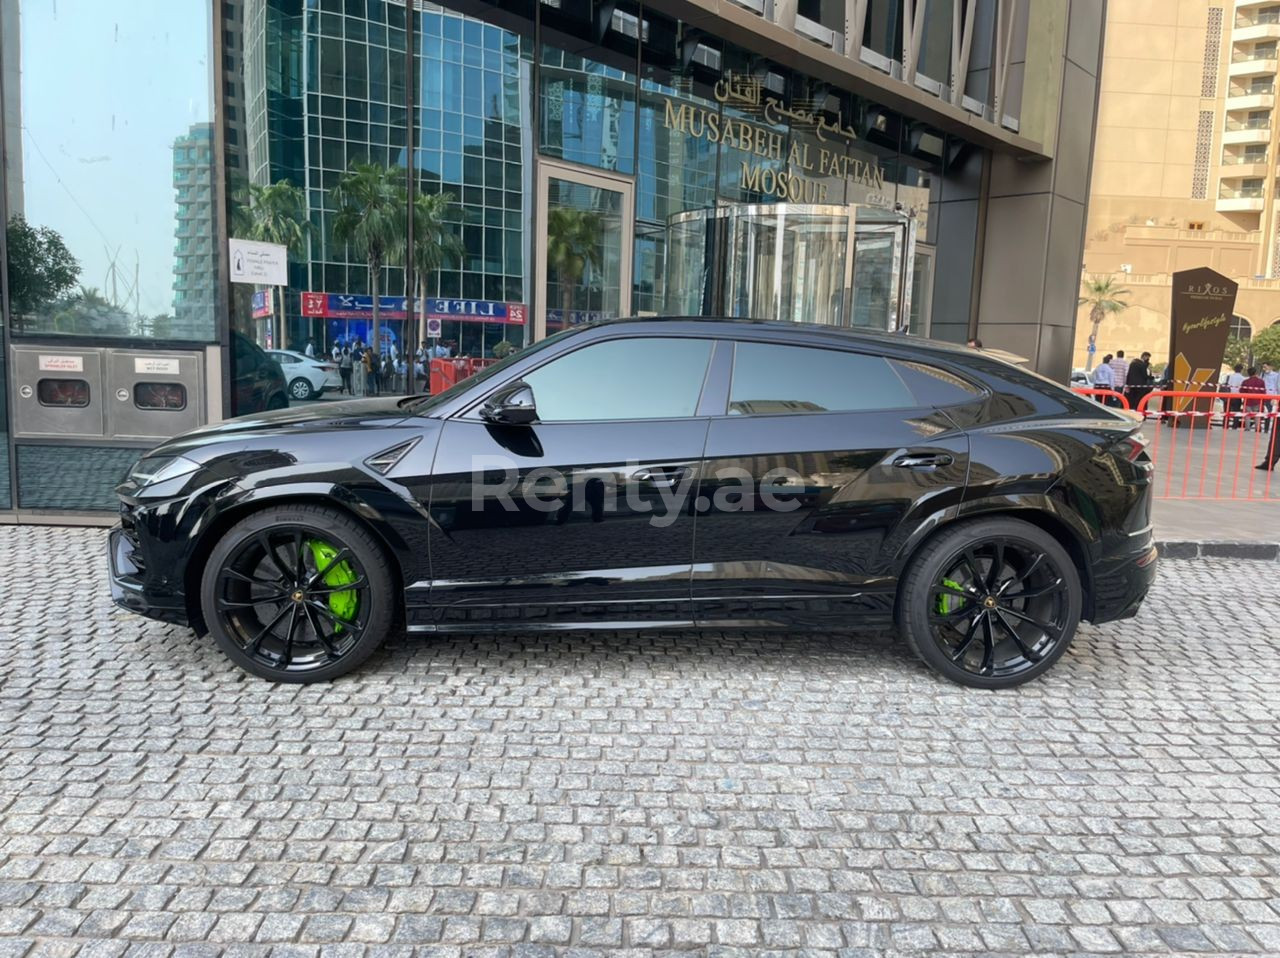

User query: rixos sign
[659,71,887,204]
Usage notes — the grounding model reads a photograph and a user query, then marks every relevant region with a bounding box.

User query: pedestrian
[1242,366,1267,431]
[338,347,353,395]
[362,347,377,395]
[1125,351,1154,411]
[304,338,317,359]
[332,341,341,362]
[1092,354,1116,404]
[382,353,396,392]
[1109,350,1129,392]
[1227,363,1246,429]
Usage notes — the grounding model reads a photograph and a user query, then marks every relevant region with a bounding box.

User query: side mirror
[480,381,538,425]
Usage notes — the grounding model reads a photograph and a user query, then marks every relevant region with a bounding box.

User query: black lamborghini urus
[110,319,1156,688]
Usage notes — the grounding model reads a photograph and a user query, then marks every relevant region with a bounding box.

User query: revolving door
[664,203,914,331]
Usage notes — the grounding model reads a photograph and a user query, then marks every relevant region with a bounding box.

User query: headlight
[125,455,201,488]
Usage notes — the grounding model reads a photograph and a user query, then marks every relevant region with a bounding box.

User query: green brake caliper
[937,576,966,615]
[306,539,359,631]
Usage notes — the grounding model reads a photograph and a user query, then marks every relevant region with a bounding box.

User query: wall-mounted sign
[302,292,527,324]
[659,71,891,208]
[38,355,84,372]
[134,357,181,375]
[426,318,443,338]
[229,238,289,286]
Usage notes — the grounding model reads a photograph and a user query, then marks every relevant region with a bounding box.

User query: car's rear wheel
[199,505,395,682]
[289,377,315,401]
[898,518,1081,689]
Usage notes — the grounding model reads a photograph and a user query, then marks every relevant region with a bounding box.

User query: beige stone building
[1079,0,1280,369]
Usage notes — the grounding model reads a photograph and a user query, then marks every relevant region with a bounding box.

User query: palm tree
[411,190,464,344]
[233,180,310,344]
[332,163,405,354]
[1079,274,1131,370]
[546,207,603,326]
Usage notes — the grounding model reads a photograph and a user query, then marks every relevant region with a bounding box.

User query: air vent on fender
[364,438,420,475]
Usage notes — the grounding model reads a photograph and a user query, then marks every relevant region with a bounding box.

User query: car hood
[150,395,419,460]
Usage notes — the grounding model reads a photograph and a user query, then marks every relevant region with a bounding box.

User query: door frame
[534,160,635,342]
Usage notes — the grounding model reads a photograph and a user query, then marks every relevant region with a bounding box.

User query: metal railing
[1220,184,1267,198]
[1221,152,1270,164]
[1232,48,1279,61]
[1237,11,1280,26]
[1225,117,1273,131]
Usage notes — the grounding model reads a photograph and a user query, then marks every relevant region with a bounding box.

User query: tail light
[1110,431,1149,463]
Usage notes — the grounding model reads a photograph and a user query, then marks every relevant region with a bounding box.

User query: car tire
[897,517,1082,689]
[289,377,315,401]
[199,504,396,683]
[267,394,288,410]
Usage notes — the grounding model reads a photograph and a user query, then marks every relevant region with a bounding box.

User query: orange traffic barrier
[1072,387,1130,409]
[428,357,497,394]
[1135,389,1280,500]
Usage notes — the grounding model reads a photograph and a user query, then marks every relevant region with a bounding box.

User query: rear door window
[727,342,916,415]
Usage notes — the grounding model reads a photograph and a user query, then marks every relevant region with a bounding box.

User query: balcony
[1221,153,1271,177]
[1230,50,1279,75]
[1237,9,1280,25]
[1233,22,1280,41]
[1226,92,1276,110]
[1239,0,1279,9]
[1224,117,1273,143]
[1218,184,1267,211]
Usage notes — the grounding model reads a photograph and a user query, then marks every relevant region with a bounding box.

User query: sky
[17,0,213,317]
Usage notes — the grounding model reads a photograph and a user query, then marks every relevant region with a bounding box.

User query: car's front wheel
[289,377,315,401]
[199,505,395,682]
[898,517,1082,689]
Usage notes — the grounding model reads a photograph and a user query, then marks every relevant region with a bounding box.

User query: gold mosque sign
[660,71,889,205]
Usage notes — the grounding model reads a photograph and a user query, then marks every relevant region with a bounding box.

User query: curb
[1155,541,1280,560]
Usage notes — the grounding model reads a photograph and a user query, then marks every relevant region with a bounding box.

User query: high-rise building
[1079,0,1280,369]
[172,123,219,339]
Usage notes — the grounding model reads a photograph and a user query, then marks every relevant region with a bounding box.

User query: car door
[419,335,715,629]
[691,340,973,628]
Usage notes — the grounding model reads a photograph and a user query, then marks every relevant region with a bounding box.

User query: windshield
[408,327,582,415]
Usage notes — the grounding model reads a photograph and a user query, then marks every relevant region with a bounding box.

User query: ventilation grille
[1192,110,1214,200]
[365,438,420,476]
[1202,7,1222,98]
[1272,219,1280,278]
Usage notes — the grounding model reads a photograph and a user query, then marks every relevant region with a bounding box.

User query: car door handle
[632,465,691,486]
[893,453,954,469]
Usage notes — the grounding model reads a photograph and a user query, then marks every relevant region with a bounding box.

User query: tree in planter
[1078,274,1131,370]
[332,163,405,356]
[5,216,80,331]
[546,207,603,327]
[411,190,464,346]
[232,180,310,345]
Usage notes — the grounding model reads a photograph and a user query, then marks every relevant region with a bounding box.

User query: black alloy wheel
[200,505,395,682]
[898,518,1082,688]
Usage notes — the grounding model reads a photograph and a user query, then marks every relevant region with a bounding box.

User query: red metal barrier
[1135,389,1280,500]
[1072,387,1130,409]
[428,357,497,394]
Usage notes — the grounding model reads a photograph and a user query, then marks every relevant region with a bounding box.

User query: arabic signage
[659,71,892,209]
[302,293,526,324]
[251,289,271,319]
[1169,266,1237,417]
[228,238,289,286]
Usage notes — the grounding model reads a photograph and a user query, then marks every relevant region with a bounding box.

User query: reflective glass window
[133,382,189,411]
[522,338,713,421]
[37,378,90,408]
[728,343,916,414]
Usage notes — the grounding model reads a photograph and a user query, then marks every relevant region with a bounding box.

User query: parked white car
[266,350,342,401]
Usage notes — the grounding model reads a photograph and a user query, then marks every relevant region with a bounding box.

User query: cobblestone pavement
[2,526,1279,957]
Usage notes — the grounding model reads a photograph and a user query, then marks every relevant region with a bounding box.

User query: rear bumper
[108,526,190,627]
[1088,541,1158,623]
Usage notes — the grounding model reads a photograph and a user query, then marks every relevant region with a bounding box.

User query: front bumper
[108,525,190,626]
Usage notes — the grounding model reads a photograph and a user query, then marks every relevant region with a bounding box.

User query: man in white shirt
[1092,355,1116,404]
[1109,350,1129,391]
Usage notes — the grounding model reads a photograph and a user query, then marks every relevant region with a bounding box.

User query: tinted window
[523,338,713,421]
[728,343,915,415]
[37,379,90,407]
[891,360,985,406]
[133,382,188,410]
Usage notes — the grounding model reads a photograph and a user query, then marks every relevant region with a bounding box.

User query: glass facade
[0,0,1029,513]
